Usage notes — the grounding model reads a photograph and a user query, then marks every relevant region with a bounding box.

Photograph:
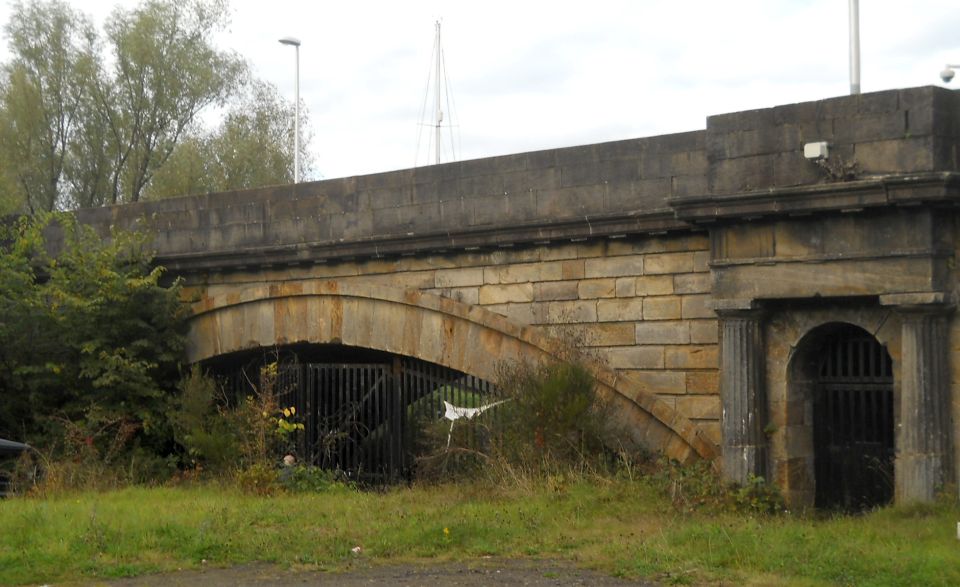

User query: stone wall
[188,230,721,444]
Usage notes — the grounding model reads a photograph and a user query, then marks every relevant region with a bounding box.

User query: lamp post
[279,37,301,183]
[941,64,959,84]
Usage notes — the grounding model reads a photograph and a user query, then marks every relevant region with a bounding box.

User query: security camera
[942,66,957,83]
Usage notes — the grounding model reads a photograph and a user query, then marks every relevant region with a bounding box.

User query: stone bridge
[78,85,960,508]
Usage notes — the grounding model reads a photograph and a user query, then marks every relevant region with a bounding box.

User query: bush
[172,362,304,480]
[0,212,188,489]
[412,358,617,485]
[488,359,613,475]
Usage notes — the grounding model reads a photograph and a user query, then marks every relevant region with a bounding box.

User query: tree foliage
[0,0,308,213]
[145,79,313,199]
[0,212,189,464]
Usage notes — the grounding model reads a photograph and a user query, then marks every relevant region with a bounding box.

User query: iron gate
[232,356,496,483]
[813,325,894,510]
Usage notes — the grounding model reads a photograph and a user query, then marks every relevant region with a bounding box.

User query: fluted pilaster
[719,309,767,485]
[898,307,953,502]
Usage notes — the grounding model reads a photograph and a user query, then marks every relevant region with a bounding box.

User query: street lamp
[279,37,301,183]
[940,64,960,84]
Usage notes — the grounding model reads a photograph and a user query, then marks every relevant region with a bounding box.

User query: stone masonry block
[577,323,636,346]
[597,298,644,322]
[674,273,711,294]
[561,259,586,279]
[536,186,606,218]
[686,371,720,394]
[855,137,935,173]
[681,294,716,319]
[584,256,644,278]
[479,283,534,305]
[534,281,579,301]
[578,279,617,299]
[665,345,719,369]
[539,245,578,262]
[690,320,719,344]
[483,303,535,325]
[675,395,721,420]
[643,296,682,320]
[644,252,695,275]
[622,370,687,394]
[615,277,636,298]
[635,321,690,344]
[602,346,665,369]
[435,267,484,288]
[425,287,480,305]
[635,275,674,296]
[484,263,541,285]
[535,300,598,324]
[693,251,711,272]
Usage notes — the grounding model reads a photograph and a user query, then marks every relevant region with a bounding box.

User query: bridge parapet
[73,86,959,274]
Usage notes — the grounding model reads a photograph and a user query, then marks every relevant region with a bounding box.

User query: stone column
[719,308,767,485]
[897,307,953,502]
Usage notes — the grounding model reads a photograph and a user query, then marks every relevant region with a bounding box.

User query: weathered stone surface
[635,275,674,296]
[621,370,687,394]
[534,281,579,301]
[435,267,484,288]
[645,252,696,275]
[643,297,682,320]
[690,320,719,344]
[666,345,719,369]
[602,346,665,369]
[686,371,720,394]
[597,298,644,322]
[578,278,617,299]
[635,321,691,344]
[584,256,644,278]
[479,283,534,305]
[681,294,716,319]
[674,273,711,294]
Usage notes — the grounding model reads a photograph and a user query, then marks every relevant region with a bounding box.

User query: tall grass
[1,480,957,586]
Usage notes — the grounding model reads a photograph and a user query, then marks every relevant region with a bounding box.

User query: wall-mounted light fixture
[804,141,830,160]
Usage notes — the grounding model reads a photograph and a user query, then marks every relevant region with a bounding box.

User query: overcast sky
[2,0,959,181]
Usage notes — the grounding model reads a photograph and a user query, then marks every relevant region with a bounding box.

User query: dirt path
[87,559,656,586]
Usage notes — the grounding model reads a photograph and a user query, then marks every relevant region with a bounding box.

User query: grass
[0,478,958,586]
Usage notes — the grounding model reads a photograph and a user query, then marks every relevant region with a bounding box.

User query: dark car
[0,438,30,497]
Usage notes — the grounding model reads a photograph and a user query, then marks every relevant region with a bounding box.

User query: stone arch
[187,280,718,462]
[766,307,901,508]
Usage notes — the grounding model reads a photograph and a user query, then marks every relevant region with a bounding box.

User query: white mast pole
[435,21,442,165]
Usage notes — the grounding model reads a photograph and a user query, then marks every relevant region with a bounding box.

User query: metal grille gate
[264,357,495,483]
[813,325,894,510]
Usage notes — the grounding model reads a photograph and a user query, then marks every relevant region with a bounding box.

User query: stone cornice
[670,172,960,223]
[156,209,689,273]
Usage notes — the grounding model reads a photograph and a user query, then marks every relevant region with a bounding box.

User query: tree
[0,213,189,465]
[145,79,314,199]
[0,0,97,213]
[95,0,245,205]
[0,0,256,211]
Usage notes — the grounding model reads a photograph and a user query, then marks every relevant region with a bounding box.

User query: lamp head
[941,66,956,83]
[279,37,301,47]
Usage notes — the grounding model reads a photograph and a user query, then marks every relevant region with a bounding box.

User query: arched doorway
[799,323,895,510]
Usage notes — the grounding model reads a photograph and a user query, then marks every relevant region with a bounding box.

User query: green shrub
[489,359,612,474]
[278,465,349,493]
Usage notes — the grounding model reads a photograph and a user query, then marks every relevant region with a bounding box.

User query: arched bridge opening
[203,343,497,484]
[187,281,719,469]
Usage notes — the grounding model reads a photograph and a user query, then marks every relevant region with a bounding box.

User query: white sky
[2,0,959,181]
